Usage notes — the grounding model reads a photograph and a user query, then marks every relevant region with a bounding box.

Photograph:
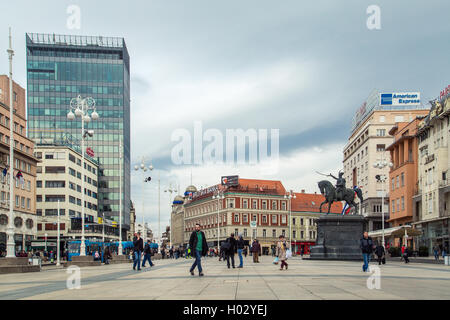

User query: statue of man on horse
[317,170,364,215]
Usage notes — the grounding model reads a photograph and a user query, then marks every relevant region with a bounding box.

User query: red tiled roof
[291,192,342,213]
[231,178,286,195]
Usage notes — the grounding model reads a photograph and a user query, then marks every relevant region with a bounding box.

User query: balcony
[424,154,435,165]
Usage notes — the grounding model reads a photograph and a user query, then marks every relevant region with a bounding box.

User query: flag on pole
[341,202,351,215]
[16,170,24,187]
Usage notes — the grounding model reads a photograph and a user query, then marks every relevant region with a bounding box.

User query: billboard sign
[380,92,420,106]
[86,147,95,157]
[221,175,239,187]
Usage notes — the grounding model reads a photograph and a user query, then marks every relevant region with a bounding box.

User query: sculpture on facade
[317,170,363,214]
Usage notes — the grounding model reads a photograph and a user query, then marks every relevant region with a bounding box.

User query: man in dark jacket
[225,233,237,269]
[133,232,144,271]
[251,240,261,263]
[374,243,385,265]
[189,223,208,276]
[360,232,374,272]
[142,240,154,267]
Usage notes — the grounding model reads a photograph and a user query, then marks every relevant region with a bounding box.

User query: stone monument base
[310,214,365,261]
[64,255,101,267]
[0,257,41,274]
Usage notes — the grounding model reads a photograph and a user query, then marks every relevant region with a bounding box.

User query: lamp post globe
[75,108,83,117]
[91,111,99,120]
[67,111,75,120]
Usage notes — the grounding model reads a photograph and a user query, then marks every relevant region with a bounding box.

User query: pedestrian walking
[277,235,289,270]
[133,232,144,271]
[374,243,385,265]
[223,233,237,269]
[433,245,440,260]
[251,239,261,263]
[236,234,245,268]
[142,240,154,267]
[360,231,374,272]
[402,245,410,263]
[189,223,208,276]
[300,246,304,258]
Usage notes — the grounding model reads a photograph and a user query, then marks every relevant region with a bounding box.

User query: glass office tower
[26,33,131,232]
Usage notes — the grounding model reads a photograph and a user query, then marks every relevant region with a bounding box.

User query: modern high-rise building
[343,90,429,232]
[25,33,131,236]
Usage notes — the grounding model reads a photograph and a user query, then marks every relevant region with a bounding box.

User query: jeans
[133,251,141,270]
[190,249,203,273]
[362,253,370,272]
[142,253,154,267]
[237,249,243,267]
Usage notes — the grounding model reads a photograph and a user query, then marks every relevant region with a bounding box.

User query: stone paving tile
[2,256,450,300]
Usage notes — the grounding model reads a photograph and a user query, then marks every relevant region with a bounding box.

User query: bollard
[445,256,449,266]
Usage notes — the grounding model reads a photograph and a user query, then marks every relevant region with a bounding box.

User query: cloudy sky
[1,0,449,234]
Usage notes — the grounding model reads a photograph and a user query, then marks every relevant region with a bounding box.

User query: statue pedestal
[310,214,365,260]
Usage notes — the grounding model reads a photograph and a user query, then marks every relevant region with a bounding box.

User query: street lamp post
[284,191,296,248]
[134,157,153,243]
[164,185,178,248]
[5,27,16,258]
[67,95,99,256]
[44,233,48,253]
[57,200,61,266]
[212,191,225,249]
[373,155,393,249]
[118,141,123,255]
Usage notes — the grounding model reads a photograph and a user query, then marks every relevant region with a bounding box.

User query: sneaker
[232,266,235,268]
[237,266,243,268]
[199,272,204,276]
[190,270,194,276]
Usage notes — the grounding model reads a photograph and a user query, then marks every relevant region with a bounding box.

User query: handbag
[286,249,292,259]
[273,257,279,264]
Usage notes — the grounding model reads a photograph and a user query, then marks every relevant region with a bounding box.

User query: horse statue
[317,180,363,214]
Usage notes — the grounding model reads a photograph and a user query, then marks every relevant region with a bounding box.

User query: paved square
[0,256,449,300]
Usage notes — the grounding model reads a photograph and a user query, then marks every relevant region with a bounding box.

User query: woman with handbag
[277,235,289,270]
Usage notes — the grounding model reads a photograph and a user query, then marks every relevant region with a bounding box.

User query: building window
[272,229,276,237]
[243,200,248,209]
[376,144,385,152]
[281,215,287,224]
[272,201,277,210]
[262,201,267,210]
[293,230,296,239]
[243,214,248,223]
[300,218,304,225]
[272,215,277,224]
[392,200,395,213]
[15,195,19,207]
[401,173,404,187]
[234,214,239,223]
[263,229,266,238]
[262,215,267,223]
[243,229,247,237]
[282,202,286,210]
[252,200,257,209]
[282,230,285,236]
[376,129,386,136]
[301,231,304,239]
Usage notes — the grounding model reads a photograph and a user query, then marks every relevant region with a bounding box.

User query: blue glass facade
[26,33,131,229]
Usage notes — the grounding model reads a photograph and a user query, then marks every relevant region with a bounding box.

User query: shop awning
[368,225,422,238]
